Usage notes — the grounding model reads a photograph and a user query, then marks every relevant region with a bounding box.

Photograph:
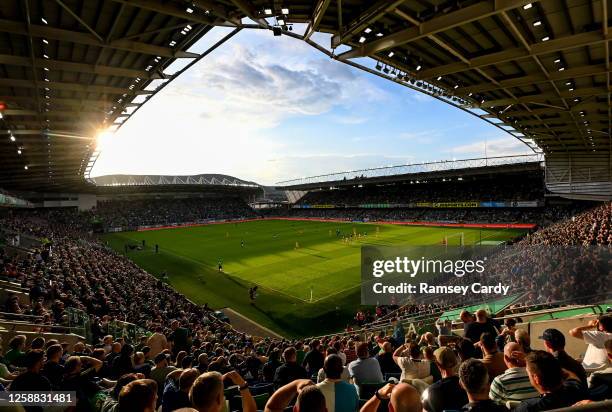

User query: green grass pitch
[102,219,525,337]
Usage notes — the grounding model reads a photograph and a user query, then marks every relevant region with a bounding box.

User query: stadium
[0,1,611,412]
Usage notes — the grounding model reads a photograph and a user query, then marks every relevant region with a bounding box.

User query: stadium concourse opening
[0,1,611,412]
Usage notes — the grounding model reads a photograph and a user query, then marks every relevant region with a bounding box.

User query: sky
[90,25,534,185]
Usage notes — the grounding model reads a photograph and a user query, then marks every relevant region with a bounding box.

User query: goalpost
[443,232,465,248]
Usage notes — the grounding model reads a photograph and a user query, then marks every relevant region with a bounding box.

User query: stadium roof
[0,0,609,192]
[90,173,258,187]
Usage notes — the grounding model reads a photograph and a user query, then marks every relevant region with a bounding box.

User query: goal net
[443,232,465,247]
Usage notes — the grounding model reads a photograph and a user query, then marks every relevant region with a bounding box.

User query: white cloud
[91,31,385,184]
[447,137,534,158]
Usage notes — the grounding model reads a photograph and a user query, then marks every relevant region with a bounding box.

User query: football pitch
[102,219,525,337]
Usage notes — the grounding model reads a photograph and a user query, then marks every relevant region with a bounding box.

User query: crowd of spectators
[0,197,609,410]
[265,206,585,226]
[0,304,609,411]
[518,202,611,246]
[90,197,257,229]
[296,173,545,205]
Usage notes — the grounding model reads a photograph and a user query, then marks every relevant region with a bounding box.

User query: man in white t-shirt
[569,315,612,372]
[393,342,431,382]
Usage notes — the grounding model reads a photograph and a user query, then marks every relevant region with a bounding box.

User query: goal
[443,232,465,248]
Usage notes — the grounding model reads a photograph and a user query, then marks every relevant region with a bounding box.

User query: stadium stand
[0,199,610,411]
[0,0,610,409]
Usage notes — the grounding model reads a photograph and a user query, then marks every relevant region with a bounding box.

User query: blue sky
[91,25,533,185]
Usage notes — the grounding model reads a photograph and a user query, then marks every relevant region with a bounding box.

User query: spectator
[196,353,208,374]
[262,349,281,383]
[391,319,405,347]
[569,315,612,371]
[456,338,476,362]
[161,368,198,412]
[112,344,135,379]
[147,326,169,357]
[458,359,507,412]
[118,379,158,412]
[317,354,359,412]
[393,342,431,382]
[464,309,498,343]
[540,328,587,387]
[421,346,467,412]
[150,353,176,397]
[5,334,26,367]
[190,371,256,412]
[41,344,64,389]
[347,343,383,386]
[361,382,422,412]
[61,355,103,410]
[489,342,538,404]
[133,352,151,377]
[515,329,532,354]
[303,339,325,377]
[10,351,49,391]
[100,373,139,412]
[496,318,517,350]
[265,379,325,412]
[375,341,401,376]
[317,347,350,383]
[587,339,612,399]
[514,350,586,411]
[273,347,307,390]
[479,332,506,381]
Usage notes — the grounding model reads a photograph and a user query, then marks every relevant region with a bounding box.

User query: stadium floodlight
[186,7,194,13]
[41,17,48,24]
[541,36,550,41]
[554,58,561,63]
[523,3,533,9]
[277,19,285,25]
[358,36,366,43]
[416,65,421,71]
[17,149,21,155]
[533,21,542,26]
[43,39,48,44]
[437,76,442,80]
[24,165,28,170]
[10,135,15,142]
[364,28,372,34]
[281,8,289,14]
[376,32,383,37]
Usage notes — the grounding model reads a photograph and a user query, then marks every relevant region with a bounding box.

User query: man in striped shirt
[489,342,538,404]
[317,354,359,412]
